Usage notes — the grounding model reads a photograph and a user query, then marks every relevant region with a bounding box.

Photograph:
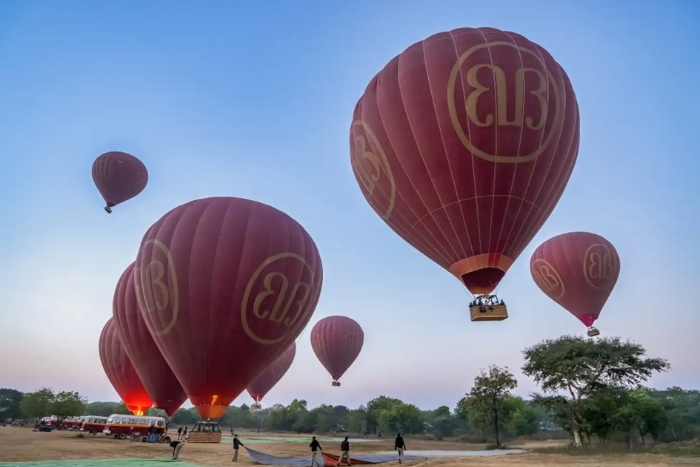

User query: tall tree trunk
[494,409,500,448]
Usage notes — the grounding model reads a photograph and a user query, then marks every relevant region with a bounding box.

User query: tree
[508,398,540,438]
[85,402,119,417]
[20,388,56,420]
[376,402,424,435]
[366,396,403,435]
[112,402,131,415]
[52,391,87,421]
[171,408,199,426]
[464,365,518,448]
[522,335,670,447]
[0,388,24,422]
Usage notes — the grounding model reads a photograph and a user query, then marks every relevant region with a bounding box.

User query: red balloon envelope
[530,232,620,328]
[350,27,580,295]
[134,197,323,419]
[99,317,153,416]
[246,342,296,406]
[310,316,364,386]
[112,262,188,417]
[92,151,148,213]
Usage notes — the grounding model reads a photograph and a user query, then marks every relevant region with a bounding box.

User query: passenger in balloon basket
[339,436,351,466]
[232,434,245,462]
[309,436,323,467]
[169,440,185,460]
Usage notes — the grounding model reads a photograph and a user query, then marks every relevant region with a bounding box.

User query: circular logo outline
[531,258,565,299]
[447,41,562,163]
[350,120,396,220]
[583,243,617,290]
[241,252,316,345]
[134,239,180,337]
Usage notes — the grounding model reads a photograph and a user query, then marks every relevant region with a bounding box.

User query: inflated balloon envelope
[349,27,580,321]
[133,197,323,420]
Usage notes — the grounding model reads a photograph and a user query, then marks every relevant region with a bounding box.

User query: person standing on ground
[339,436,351,466]
[183,426,188,440]
[232,434,245,462]
[309,436,323,467]
[394,433,406,464]
[177,426,183,440]
[170,440,185,460]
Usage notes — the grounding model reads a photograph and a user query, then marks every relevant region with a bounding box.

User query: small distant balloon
[310,316,364,387]
[98,317,153,416]
[92,151,148,214]
[530,231,620,335]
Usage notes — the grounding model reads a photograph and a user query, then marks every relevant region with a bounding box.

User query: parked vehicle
[103,414,166,440]
[79,416,108,435]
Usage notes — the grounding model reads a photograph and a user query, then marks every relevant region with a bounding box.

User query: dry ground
[1,427,699,466]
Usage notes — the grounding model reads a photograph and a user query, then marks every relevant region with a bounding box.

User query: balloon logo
[447,42,563,163]
[583,244,619,289]
[241,252,317,345]
[530,259,565,299]
[134,239,179,337]
[350,120,396,220]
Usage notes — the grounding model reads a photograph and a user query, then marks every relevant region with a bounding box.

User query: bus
[79,416,108,435]
[103,414,166,440]
[59,416,82,430]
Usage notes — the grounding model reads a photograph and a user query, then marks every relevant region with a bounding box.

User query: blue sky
[1,0,699,410]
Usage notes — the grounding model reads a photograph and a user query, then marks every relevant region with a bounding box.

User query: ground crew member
[232,434,245,462]
[170,440,184,460]
[395,433,406,464]
[339,436,351,466]
[309,436,323,467]
[177,426,183,440]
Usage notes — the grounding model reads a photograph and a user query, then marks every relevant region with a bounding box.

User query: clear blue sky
[1,0,699,410]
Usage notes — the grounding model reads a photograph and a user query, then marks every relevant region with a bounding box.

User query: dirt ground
[1,427,699,466]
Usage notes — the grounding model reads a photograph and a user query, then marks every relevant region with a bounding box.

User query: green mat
[0,460,201,467]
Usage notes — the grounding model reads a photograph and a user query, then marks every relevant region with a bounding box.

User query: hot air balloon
[99,317,153,415]
[530,232,620,336]
[349,27,580,322]
[92,151,148,213]
[112,262,188,417]
[246,342,296,410]
[134,197,323,420]
[310,316,364,386]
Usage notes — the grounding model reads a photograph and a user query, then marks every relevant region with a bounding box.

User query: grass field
[1,426,699,466]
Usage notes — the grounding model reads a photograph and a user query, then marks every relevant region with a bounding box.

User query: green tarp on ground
[0,459,201,467]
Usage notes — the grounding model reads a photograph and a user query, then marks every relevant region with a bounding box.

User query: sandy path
[1,427,698,466]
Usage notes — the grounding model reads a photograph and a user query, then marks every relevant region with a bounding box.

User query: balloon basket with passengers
[185,421,223,443]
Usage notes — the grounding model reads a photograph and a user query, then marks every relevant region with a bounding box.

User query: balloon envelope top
[98,317,153,416]
[134,197,323,419]
[530,231,620,327]
[350,27,580,295]
[92,151,148,210]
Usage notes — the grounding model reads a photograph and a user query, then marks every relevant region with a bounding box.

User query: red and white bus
[79,416,108,435]
[103,414,166,440]
[58,416,82,430]
[39,416,58,427]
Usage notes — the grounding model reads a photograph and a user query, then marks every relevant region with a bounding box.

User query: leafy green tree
[345,406,367,434]
[0,388,24,422]
[366,396,403,434]
[522,335,670,447]
[112,402,131,415]
[171,408,199,426]
[508,398,540,438]
[20,388,56,420]
[52,391,87,421]
[463,365,518,448]
[85,402,118,417]
[376,402,424,435]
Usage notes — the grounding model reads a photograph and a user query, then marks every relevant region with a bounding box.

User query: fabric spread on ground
[244,447,426,466]
[0,460,200,467]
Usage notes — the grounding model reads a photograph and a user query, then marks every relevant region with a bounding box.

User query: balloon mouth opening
[461,268,505,295]
[577,314,597,328]
[106,201,116,207]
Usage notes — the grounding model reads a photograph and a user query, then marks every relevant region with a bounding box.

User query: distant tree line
[3,335,699,450]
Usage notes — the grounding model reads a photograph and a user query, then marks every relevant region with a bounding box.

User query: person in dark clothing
[232,434,245,462]
[309,436,322,467]
[177,427,183,440]
[170,440,184,460]
[183,426,188,439]
[339,436,351,466]
[394,433,406,464]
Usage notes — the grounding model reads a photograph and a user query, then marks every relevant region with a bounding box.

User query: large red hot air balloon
[134,197,323,419]
[350,27,580,300]
[99,317,153,415]
[310,316,364,386]
[246,342,296,410]
[530,232,620,336]
[92,151,148,213]
[112,262,188,417]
